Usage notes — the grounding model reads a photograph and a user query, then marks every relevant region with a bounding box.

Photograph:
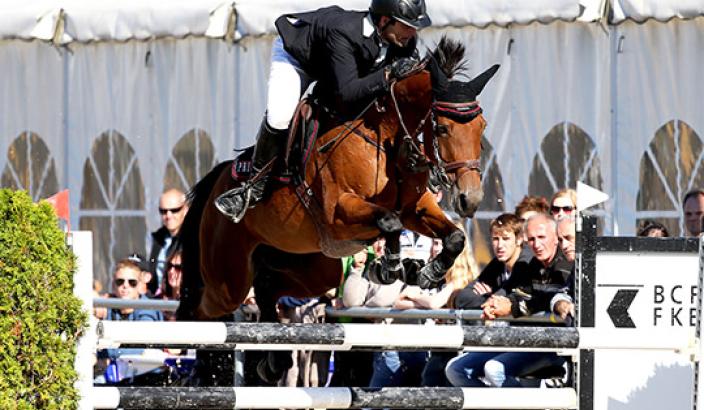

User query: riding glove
[386,57,421,82]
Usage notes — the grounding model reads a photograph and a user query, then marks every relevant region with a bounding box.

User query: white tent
[1,0,703,279]
[1,1,704,407]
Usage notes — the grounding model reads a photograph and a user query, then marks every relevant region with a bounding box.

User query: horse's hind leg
[250,263,295,385]
[249,248,342,386]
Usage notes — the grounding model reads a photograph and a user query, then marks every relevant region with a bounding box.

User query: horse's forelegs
[416,228,465,288]
[400,192,465,288]
[335,193,403,234]
[335,193,408,285]
[367,230,405,285]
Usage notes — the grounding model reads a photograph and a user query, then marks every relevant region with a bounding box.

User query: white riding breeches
[266,37,314,131]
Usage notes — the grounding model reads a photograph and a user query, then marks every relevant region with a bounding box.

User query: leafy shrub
[0,189,87,409]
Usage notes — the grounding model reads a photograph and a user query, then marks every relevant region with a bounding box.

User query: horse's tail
[176,160,233,321]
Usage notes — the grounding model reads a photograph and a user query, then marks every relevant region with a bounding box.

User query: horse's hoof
[376,212,403,233]
[269,351,294,373]
[256,359,283,385]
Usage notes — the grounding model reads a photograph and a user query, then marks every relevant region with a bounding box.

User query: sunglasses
[159,205,184,215]
[167,263,182,271]
[115,278,139,288]
[550,205,574,214]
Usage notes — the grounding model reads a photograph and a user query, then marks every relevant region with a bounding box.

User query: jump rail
[325,307,564,323]
[93,386,578,409]
[97,321,578,351]
[93,297,179,311]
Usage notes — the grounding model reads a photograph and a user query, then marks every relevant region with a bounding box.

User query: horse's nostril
[459,194,468,211]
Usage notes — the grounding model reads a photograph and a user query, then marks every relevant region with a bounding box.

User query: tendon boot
[215,120,287,222]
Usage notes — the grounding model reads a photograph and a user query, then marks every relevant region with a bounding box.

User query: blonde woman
[550,188,577,220]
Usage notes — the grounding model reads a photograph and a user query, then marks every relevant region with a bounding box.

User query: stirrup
[214,185,251,224]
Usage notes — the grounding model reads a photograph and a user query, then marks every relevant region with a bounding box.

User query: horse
[176,36,499,384]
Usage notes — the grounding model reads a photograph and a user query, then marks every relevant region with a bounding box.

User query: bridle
[389,81,483,191]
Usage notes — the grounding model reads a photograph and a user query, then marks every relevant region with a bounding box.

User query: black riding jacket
[275,6,417,115]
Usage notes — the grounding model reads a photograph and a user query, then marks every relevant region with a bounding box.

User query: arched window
[79,130,147,289]
[470,135,506,268]
[164,129,217,191]
[636,120,703,236]
[528,122,604,199]
[1,132,59,200]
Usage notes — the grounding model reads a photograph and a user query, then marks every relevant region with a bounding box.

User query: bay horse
[177,37,499,384]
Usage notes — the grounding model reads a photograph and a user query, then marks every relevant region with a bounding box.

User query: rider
[215,0,431,221]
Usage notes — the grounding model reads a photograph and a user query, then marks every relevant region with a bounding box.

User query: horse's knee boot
[367,257,401,285]
[376,211,403,234]
[442,229,466,259]
[415,259,445,289]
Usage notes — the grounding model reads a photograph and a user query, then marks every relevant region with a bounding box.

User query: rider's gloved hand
[385,57,421,82]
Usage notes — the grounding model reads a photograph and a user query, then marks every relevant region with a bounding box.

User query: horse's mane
[429,36,468,79]
[176,160,233,320]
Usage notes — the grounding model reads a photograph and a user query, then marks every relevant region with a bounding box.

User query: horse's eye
[435,125,449,136]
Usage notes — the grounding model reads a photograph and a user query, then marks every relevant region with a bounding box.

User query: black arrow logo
[607,289,638,328]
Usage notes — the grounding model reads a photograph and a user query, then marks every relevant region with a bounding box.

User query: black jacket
[507,247,574,317]
[453,247,532,310]
[275,6,416,115]
[147,226,178,295]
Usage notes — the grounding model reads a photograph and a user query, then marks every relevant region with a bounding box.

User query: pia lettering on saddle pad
[231,146,255,183]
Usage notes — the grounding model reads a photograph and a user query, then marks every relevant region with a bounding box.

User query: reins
[316,72,484,192]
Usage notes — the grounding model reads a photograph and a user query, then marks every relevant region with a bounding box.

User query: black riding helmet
[370,0,432,29]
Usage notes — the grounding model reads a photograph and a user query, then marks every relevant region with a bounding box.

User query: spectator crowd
[91,164,704,394]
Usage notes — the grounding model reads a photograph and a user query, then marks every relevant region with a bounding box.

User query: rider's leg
[248,120,288,202]
[214,118,287,219]
[215,37,312,221]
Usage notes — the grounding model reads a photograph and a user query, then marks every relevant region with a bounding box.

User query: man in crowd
[482,213,572,319]
[445,213,572,388]
[552,216,577,320]
[148,189,188,295]
[682,189,704,237]
[106,259,163,321]
[453,213,531,310]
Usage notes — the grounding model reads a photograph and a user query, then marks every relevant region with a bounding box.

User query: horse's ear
[468,64,500,97]
[428,56,449,96]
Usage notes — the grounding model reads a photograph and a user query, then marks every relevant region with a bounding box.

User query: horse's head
[425,37,500,218]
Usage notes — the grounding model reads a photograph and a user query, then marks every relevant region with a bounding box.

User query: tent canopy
[2,0,701,44]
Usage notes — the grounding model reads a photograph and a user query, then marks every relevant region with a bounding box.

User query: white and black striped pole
[97,321,579,351]
[93,386,578,409]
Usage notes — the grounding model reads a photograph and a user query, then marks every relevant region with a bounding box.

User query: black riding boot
[215,120,287,222]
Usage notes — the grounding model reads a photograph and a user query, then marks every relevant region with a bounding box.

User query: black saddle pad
[230,101,325,185]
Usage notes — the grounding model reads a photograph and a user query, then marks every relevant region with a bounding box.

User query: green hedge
[0,189,87,409]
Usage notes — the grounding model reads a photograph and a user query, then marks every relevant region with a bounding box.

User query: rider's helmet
[369,0,432,29]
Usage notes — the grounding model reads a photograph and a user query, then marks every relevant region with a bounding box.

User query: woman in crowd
[550,188,577,220]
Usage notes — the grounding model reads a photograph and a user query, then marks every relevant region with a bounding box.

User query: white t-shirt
[399,230,433,261]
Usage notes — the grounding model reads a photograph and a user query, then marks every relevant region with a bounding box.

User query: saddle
[231,99,323,185]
